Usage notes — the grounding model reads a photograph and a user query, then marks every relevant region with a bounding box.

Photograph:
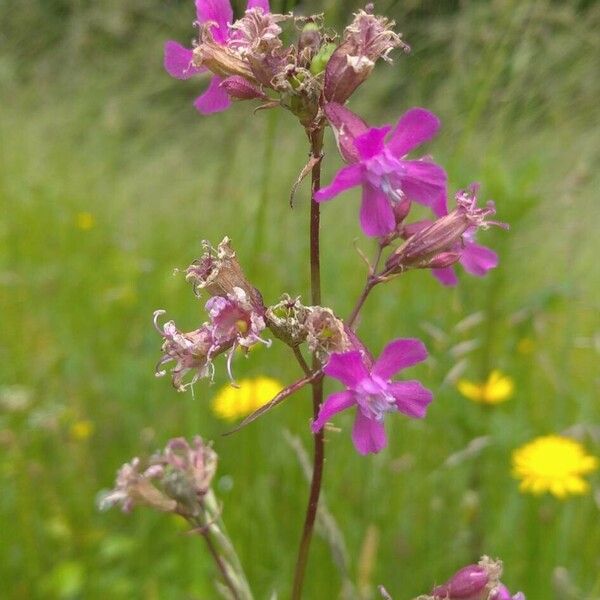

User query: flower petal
[432,266,458,286]
[354,126,392,160]
[246,0,270,11]
[196,0,233,44]
[352,410,387,455]
[359,184,395,237]
[314,163,363,202]
[194,76,232,114]
[400,160,448,216]
[460,241,498,276]
[389,380,433,418]
[323,351,369,388]
[387,108,441,157]
[164,41,205,79]
[323,102,369,163]
[311,391,355,432]
[373,338,428,379]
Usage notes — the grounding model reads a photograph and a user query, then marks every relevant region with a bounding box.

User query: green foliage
[1,1,599,598]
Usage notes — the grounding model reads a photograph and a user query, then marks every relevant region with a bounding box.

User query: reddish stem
[291,126,325,600]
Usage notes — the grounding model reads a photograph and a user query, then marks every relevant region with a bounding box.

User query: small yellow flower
[512,435,598,499]
[212,377,283,421]
[70,420,94,441]
[76,212,95,230]
[457,370,514,405]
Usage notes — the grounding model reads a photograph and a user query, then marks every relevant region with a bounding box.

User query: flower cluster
[158,3,508,454]
[154,238,269,390]
[100,436,217,516]
[165,1,406,123]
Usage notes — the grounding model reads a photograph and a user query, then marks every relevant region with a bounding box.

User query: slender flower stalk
[291,126,326,600]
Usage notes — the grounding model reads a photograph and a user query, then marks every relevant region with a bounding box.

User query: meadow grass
[1,0,599,598]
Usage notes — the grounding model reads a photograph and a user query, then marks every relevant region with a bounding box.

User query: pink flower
[315,103,447,237]
[164,0,270,114]
[153,311,216,391]
[312,338,433,455]
[205,287,270,380]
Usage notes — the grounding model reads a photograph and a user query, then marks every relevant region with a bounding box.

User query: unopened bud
[393,198,411,225]
[310,42,336,75]
[432,564,490,599]
[432,557,503,600]
[427,251,462,269]
[220,76,268,100]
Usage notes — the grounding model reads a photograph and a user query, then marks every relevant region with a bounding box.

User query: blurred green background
[1,0,599,598]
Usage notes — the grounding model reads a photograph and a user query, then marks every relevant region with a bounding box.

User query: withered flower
[324,7,408,104]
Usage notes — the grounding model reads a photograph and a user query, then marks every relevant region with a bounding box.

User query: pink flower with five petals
[312,338,433,455]
[315,103,448,237]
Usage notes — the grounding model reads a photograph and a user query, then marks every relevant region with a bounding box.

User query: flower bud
[393,198,412,226]
[310,42,336,75]
[432,564,490,600]
[431,557,503,600]
[220,76,268,100]
[426,251,462,269]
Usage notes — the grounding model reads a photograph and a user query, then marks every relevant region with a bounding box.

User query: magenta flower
[164,0,270,114]
[312,338,433,455]
[315,103,447,237]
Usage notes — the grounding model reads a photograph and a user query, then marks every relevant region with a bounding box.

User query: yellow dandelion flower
[75,212,95,230]
[69,419,94,441]
[212,377,283,421]
[512,435,598,499]
[457,370,514,405]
